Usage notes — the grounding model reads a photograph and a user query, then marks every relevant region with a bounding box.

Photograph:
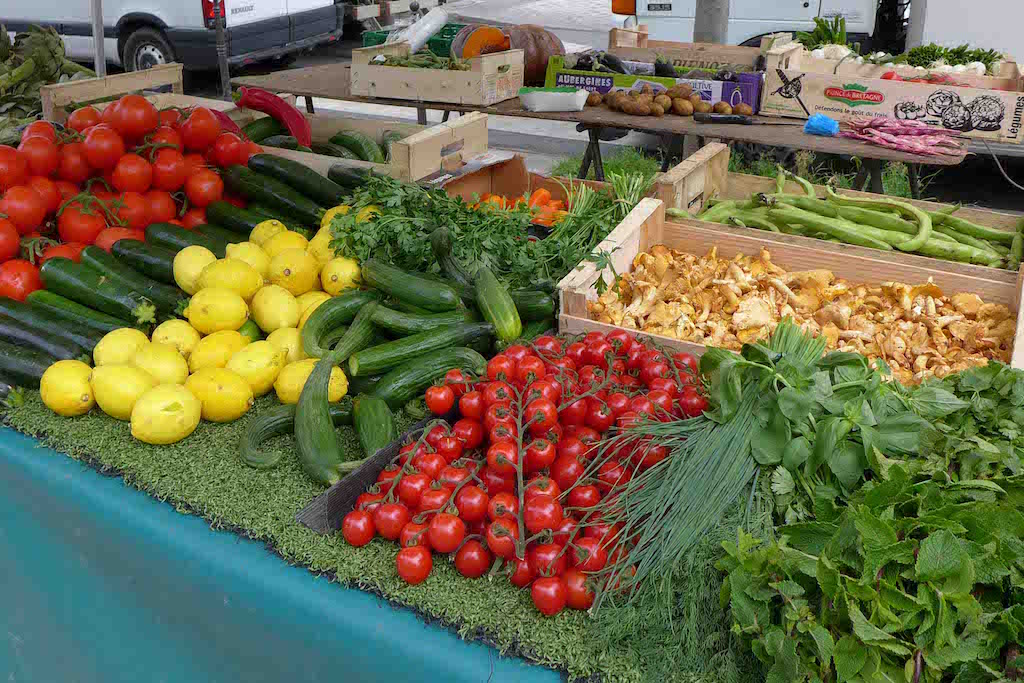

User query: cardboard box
[436,152,614,203]
[606,26,772,71]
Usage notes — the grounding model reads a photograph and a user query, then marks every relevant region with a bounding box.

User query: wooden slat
[41,64,184,122]
[654,141,730,212]
[606,28,764,70]
[390,111,489,181]
[560,314,710,357]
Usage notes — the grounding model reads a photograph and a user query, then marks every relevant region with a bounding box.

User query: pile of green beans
[669,167,1024,270]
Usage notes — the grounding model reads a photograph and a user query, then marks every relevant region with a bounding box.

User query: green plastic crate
[361,22,466,58]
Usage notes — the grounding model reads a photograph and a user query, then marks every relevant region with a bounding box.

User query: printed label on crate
[554,73,616,91]
[823,83,885,107]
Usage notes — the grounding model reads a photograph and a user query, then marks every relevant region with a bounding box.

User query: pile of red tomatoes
[0,95,258,300]
[342,330,708,617]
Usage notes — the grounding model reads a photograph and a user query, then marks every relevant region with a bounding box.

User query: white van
[2,0,342,71]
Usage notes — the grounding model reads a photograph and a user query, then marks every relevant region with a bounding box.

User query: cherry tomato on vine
[509,555,534,588]
[605,329,635,356]
[567,485,601,510]
[180,107,221,151]
[553,517,579,546]
[479,466,515,496]
[395,545,432,585]
[585,399,615,433]
[113,94,158,139]
[572,536,608,572]
[564,342,586,367]
[551,455,585,490]
[26,176,59,215]
[454,484,488,523]
[21,121,56,143]
[67,106,102,133]
[679,387,708,418]
[341,510,375,547]
[150,125,183,150]
[56,142,90,184]
[525,398,558,435]
[93,227,145,252]
[17,137,58,177]
[532,576,567,616]
[559,398,587,427]
[0,146,28,192]
[83,126,125,170]
[209,132,245,167]
[183,152,208,176]
[425,384,455,415]
[158,108,182,128]
[438,463,471,488]
[524,494,563,534]
[151,148,187,191]
[516,356,546,384]
[564,568,595,610]
[529,543,567,577]
[526,475,560,501]
[145,190,178,224]
[0,186,45,234]
[418,485,454,517]
[355,491,384,515]
[184,168,223,208]
[0,219,18,261]
[486,440,519,477]
[0,260,41,301]
[546,355,576,376]
[181,207,206,229]
[427,512,466,553]
[483,401,514,433]
[487,492,519,522]
[524,438,556,473]
[443,368,469,397]
[114,191,150,230]
[458,390,484,420]
[58,201,106,244]
[485,518,519,559]
[525,378,560,404]
[412,451,446,481]
[487,354,515,381]
[483,380,513,406]
[454,539,491,578]
[435,435,463,463]
[532,335,562,357]
[584,339,614,368]
[647,377,678,397]
[596,460,629,493]
[397,472,431,509]
[452,417,483,450]
[399,521,431,550]
[373,502,411,541]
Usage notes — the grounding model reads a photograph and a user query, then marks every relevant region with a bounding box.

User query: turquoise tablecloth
[0,428,560,683]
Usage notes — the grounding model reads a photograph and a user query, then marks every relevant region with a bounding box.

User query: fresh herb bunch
[906,43,1005,71]
[797,16,849,50]
[719,466,1024,683]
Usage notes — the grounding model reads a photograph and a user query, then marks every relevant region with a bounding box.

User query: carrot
[485,196,506,210]
[528,189,551,208]
[479,192,492,202]
[546,199,565,211]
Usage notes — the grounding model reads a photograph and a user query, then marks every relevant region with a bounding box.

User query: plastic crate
[361,22,466,58]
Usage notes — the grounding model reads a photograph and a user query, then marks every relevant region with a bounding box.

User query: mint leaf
[783,437,811,471]
[829,440,866,491]
[849,604,912,655]
[809,625,835,664]
[833,635,867,682]
[752,407,791,465]
[779,386,814,422]
[916,530,967,582]
[817,555,841,600]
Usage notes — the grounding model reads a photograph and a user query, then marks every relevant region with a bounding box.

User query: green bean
[696,201,738,222]
[783,169,816,197]
[930,212,1016,245]
[729,213,782,233]
[757,193,839,217]
[932,225,1007,255]
[666,207,693,219]
[835,205,917,236]
[825,187,930,252]
[767,207,893,250]
[774,166,786,195]
[913,238,1004,267]
[1009,219,1024,271]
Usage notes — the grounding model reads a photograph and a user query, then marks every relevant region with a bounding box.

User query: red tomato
[503,344,532,364]
[479,466,515,496]
[565,342,586,367]
[557,436,588,461]
[568,484,601,509]
[572,536,608,572]
[626,347,646,372]
[532,335,562,357]
[524,494,563,533]
[559,398,587,426]
[585,521,623,549]
[397,472,432,509]
[425,384,455,415]
[583,332,605,345]
[183,152,208,175]
[114,191,150,230]
[482,381,513,406]
[531,576,567,616]
[113,95,158,139]
[427,512,466,553]
[486,354,515,381]
[525,476,560,501]
[180,107,221,151]
[458,390,484,420]
[564,568,595,610]
[629,395,655,417]
[424,424,448,449]
[641,360,671,386]
[483,401,514,433]
[635,442,668,468]
[101,100,120,126]
[551,455,585,491]
[486,440,519,477]
[150,125,183,150]
[546,355,576,377]
[647,377,678,397]
[443,368,469,397]
[17,137,58,177]
[151,148,187,192]
[145,190,178,224]
[0,260,41,300]
[605,329,635,355]
[0,219,18,261]
[0,186,46,234]
[158,109,181,128]
[525,378,560,404]
[584,339,614,368]
[418,485,454,516]
[525,398,558,435]
[413,451,446,481]
[0,146,28,191]
[56,142,91,184]
[395,545,432,585]
[553,517,579,546]
[529,543,567,577]
[25,177,60,215]
[376,464,401,485]
[679,387,708,417]
[485,518,519,559]
[454,485,489,523]
[373,502,411,541]
[209,132,245,167]
[516,356,546,384]
[438,463,471,488]
[596,460,629,492]
[54,180,79,202]
[355,491,384,514]
[585,398,615,433]
[399,521,431,550]
[341,510,375,547]
[83,126,125,171]
[452,417,484,450]
[436,435,463,463]
[454,539,491,578]
[524,438,556,473]
[509,555,534,588]
[605,391,630,416]
[648,389,674,419]
[21,121,56,142]
[93,227,145,253]
[184,168,223,208]
[487,491,519,522]
[488,422,518,444]
[181,207,206,230]
[67,106,102,133]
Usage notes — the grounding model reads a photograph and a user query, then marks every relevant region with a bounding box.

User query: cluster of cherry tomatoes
[0,95,259,301]
[341,330,707,617]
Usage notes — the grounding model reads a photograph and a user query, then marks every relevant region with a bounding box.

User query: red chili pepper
[233,87,311,147]
[880,71,901,81]
[210,109,243,137]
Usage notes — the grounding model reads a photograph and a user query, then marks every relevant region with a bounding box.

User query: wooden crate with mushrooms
[558,198,1024,384]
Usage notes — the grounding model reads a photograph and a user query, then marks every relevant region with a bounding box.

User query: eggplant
[654,58,676,77]
[597,52,628,74]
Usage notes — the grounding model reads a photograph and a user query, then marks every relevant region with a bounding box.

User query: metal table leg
[416,107,427,125]
[853,164,869,190]
[587,128,605,181]
[304,96,315,113]
[867,159,884,194]
[442,111,451,123]
[908,164,922,199]
[578,143,593,179]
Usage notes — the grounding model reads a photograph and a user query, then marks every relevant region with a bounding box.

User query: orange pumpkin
[450,24,510,59]
[506,25,565,86]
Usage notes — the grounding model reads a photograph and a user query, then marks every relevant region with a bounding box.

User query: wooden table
[233,63,967,195]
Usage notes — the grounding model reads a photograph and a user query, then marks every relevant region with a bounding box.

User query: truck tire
[122,27,175,71]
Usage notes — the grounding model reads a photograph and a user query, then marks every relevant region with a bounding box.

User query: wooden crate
[349,42,524,106]
[557,197,1024,369]
[654,142,1023,289]
[607,26,775,71]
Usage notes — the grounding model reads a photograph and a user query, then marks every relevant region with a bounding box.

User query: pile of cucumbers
[241,116,402,164]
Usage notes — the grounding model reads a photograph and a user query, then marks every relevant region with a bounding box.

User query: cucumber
[39,258,157,325]
[241,116,285,143]
[247,204,309,233]
[510,289,556,322]
[0,313,88,361]
[301,289,380,358]
[361,259,459,313]
[371,347,487,410]
[474,266,521,343]
[380,130,404,163]
[146,222,226,257]
[222,165,325,226]
[0,339,58,388]
[80,246,185,314]
[329,130,385,163]
[347,372,383,396]
[196,223,244,247]
[249,154,347,208]
[332,301,378,362]
[261,135,301,149]
[240,401,353,470]
[327,165,375,190]
[353,395,396,458]
[205,201,270,235]
[390,298,434,315]
[370,306,469,336]
[0,297,102,352]
[111,240,177,284]
[496,318,554,350]
[311,142,359,160]
[429,227,476,301]
[25,290,131,336]
[347,322,493,377]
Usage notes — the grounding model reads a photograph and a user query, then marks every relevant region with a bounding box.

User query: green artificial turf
[550,147,662,182]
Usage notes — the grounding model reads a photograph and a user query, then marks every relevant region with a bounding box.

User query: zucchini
[380,130,404,163]
[353,395,396,458]
[509,289,556,322]
[347,322,493,377]
[0,313,87,361]
[196,223,244,247]
[301,289,380,358]
[25,290,131,336]
[495,318,554,350]
[0,339,57,388]
[329,130,385,163]
[240,401,353,469]
[241,116,285,143]
[430,227,476,301]
[0,297,102,352]
[261,135,301,149]
[222,165,325,226]
[361,259,460,313]
[371,347,487,410]
[145,222,226,257]
[370,306,468,336]
[39,258,157,325]
[80,246,185,314]
[312,142,358,160]
[474,266,521,343]
[111,240,176,285]
[205,201,270,235]
[249,154,347,208]
[327,165,375,190]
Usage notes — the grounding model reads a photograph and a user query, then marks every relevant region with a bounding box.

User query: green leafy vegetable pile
[905,43,1006,71]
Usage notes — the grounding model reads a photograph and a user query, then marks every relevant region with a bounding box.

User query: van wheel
[123,27,175,71]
